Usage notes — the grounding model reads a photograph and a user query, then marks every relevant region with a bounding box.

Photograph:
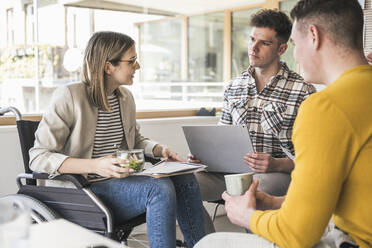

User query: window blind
[364,1,372,54]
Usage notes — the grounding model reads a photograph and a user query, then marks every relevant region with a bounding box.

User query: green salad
[128,159,144,172]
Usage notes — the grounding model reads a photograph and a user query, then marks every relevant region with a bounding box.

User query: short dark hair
[290,0,364,50]
[250,9,292,44]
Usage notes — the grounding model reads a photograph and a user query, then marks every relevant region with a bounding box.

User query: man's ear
[104,61,112,75]
[309,24,320,50]
[278,43,288,56]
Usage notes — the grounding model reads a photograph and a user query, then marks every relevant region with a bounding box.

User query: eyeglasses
[119,57,138,65]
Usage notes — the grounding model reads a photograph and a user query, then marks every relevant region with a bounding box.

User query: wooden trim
[136,109,199,119]
[297,64,301,75]
[134,15,184,26]
[137,24,142,81]
[186,3,265,17]
[134,2,268,26]
[64,6,68,47]
[223,10,232,82]
[0,108,222,125]
[89,9,95,35]
[181,16,188,80]
[0,115,42,125]
[24,4,27,46]
[265,0,279,9]
[137,107,221,118]
[186,8,233,17]
[228,3,266,12]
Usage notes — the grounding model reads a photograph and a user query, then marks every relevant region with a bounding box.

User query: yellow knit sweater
[250,65,372,248]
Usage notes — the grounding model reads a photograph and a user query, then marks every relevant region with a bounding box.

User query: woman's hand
[187,154,201,164]
[153,144,184,162]
[161,146,184,162]
[93,155,133,178]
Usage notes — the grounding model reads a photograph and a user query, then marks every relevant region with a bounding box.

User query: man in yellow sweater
[195,0,372,247]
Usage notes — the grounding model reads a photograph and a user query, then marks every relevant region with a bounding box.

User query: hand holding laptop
[190,151,273,174]
[187,154,201,164]
[243,152,275,173]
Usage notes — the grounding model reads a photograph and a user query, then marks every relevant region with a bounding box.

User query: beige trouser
[195,226,340,248]
[194,232,279,248]
[195,171,291,233]
[194,232,338,248]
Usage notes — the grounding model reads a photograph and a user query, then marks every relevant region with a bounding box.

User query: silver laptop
[182,125,255,173]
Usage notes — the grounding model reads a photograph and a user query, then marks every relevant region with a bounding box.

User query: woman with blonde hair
[29,31,205,248]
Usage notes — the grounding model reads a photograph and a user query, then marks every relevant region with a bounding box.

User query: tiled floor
[126,213,246,248]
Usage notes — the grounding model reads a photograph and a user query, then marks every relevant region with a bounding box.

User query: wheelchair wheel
[0,194,59,223]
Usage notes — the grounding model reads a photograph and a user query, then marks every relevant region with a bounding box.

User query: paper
[137,161,207,176]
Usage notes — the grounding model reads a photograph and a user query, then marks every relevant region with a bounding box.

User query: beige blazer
[29,82,157,186]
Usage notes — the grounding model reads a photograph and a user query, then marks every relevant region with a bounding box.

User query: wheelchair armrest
[16,172,90,189]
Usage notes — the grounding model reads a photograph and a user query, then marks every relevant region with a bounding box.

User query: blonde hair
[82,31,134,111]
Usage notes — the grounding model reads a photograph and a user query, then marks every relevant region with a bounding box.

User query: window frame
[0,0,302,122]
[6,8,15,46]
[0,107,223,126]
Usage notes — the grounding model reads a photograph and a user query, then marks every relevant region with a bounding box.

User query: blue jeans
[90,174,205,248]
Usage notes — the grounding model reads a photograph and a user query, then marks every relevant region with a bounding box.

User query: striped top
[219,62,316,158]
[88,93,124,181]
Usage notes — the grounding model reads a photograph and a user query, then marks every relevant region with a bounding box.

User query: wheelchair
[0,106,186,247]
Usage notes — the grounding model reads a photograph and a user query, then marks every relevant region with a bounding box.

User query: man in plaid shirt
[193,9,316,233]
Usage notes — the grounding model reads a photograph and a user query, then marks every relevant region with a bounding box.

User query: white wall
[0,126,24,196]
[0,116,219,197]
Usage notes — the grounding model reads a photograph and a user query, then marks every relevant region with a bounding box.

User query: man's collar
[276,61,290,79]
[246,61,290,80]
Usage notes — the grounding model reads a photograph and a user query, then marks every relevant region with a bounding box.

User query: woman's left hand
[153,144,185,162]
[162,146,185,162]
[161,146,185,162]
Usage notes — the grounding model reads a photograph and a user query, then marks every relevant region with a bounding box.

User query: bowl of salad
[116,149,145,173]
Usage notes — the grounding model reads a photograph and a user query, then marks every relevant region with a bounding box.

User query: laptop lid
[182,125,254,173]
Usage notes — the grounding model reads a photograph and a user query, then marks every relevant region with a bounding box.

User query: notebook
[137,161,207,178]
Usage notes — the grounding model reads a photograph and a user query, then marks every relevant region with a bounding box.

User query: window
[135,12,226,110]
[24,4,34,46]
[2,0,367,116]
[135,18,184,109]
[6,8,14,46]
[66,7,91,49]
[139,19,182,83]
[188,12,224,82]
[231,8,261,78]
[279,0,299,72]
[187,12,225,105]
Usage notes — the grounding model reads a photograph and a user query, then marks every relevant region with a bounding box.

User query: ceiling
[61,0,265,16]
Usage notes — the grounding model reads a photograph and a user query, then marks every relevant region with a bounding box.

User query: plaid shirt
[219,62,316,158]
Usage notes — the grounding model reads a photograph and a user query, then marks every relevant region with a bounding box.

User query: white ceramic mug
[224,172,253,196]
